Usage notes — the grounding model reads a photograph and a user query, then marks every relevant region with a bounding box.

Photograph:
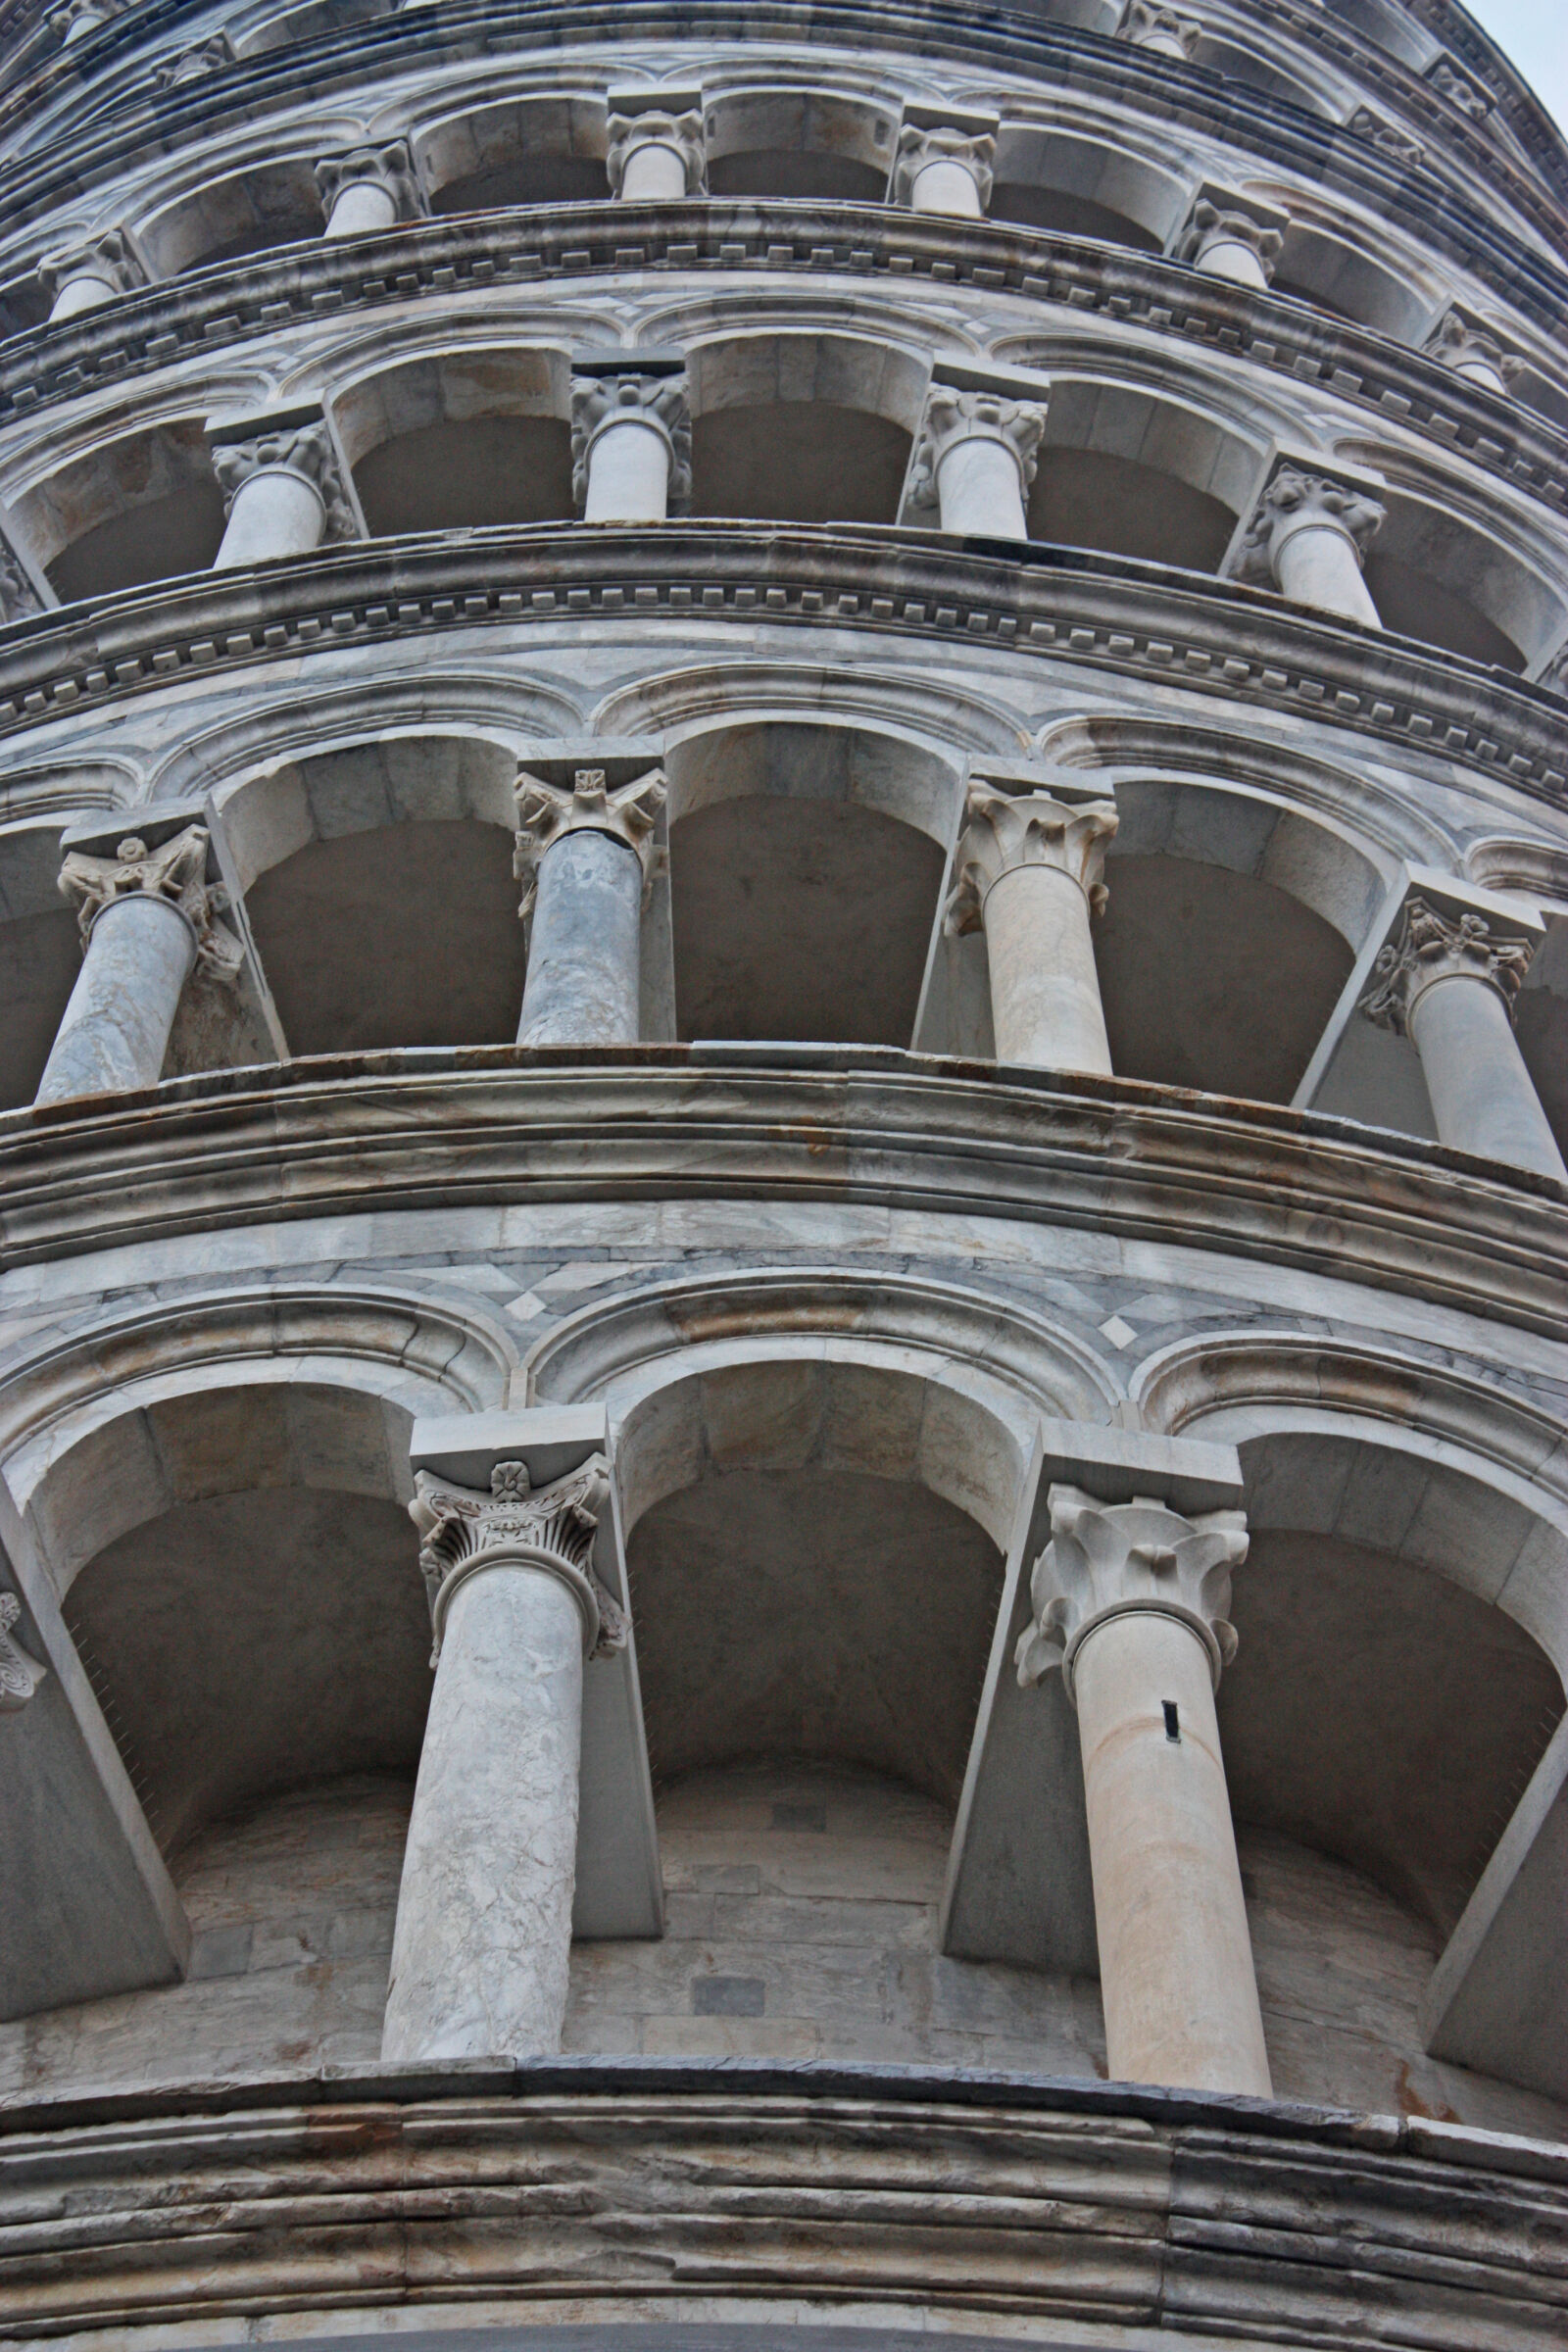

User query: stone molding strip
[0,523,1565,806]
[3,201,1564,527]
[3,1049,1566,1337]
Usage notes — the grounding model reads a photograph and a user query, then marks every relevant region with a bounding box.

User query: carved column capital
[1425,54,1493,121]
[570,369,691,510]
[893,122,996,210]
[907,385,1047,516]
[946,780,1118,934]
[315,138,426,223]
[1015,1485,1249,1702]
[1174,196,1283,279]
[410,1455,628,1663]
[210,413,357,541]
[0,533,44,625]
[0,1592,47,1712]
[48,0,128,43]
[152,30,235,87]
[1361,895,1536,1034]
[1234,465,1385,588]
[514,764,667,916]
[57,824,243,983]
[1348,107,1426,166]
[38,227,145,304]
[606,108,707,196]
[1424,307,1523,389]
[1117,0,1200,57]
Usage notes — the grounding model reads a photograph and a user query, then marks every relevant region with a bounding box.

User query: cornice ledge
[0,524,1562,807]
[0,1049,1563,1338]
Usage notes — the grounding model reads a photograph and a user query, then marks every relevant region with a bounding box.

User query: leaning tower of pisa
[0,0,1566,2335]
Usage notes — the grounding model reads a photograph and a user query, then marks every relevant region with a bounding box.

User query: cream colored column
[607,107,707,200]
[1235,466,1386,629]
[1176,197,1284,292]
[1117,0,1201,61]
[571,365,691,523]
[908,383,1048,541]
[1424,309,1522,401]
[514,763,666,1047]
[382,1456,627,2061]
[1017,1485,1270,2096]
[1362,895,1565,1180]
[893,122,996,220]
[211,412,353,568]
[316,140,425,240]
[947,779,1118,1073]
[40,230,144,322]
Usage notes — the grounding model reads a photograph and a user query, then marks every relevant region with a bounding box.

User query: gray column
[40,230,144,323]
[1017,1485,1270,2096]
[1175,195,1284,292]
[571,360,691,524]
[908,381,1048,541]
[607,102,706,200]
[210,411,354,569]
[1235,466,1386,630]
[316,141,425,241]
[514,764,667,1048]
[383,1455,623,2061]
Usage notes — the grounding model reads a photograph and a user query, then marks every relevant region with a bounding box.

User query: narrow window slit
[1163,1700,1181,1742]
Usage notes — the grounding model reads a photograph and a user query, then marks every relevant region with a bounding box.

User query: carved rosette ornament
[1348,107,1425,166]
[906,387,1047,516]
[1424,309,1523,390]
[1360,897,1536,1034]
[315,140,425,225]
[0,1592,47,1712]
[606,110,707,195]
[892,123,996,210]
[514,765,668,918]
[1233,466,1386,589]
[37,227,145,306]
[410,1456,629,1665]
[945,781,1119,934]
[1117,0,1200,58]
[1015,1486,1249,1703]
[1175,199,1283,280]
[211,419,357,542]
[57,825,244,983]
[570,372,693,510]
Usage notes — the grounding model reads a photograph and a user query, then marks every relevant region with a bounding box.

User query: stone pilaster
[0,532,45,624]
[1016,1486,1248,1703]
[315,139,426,232]
[1117,0,1200,59]
[570,364,692,517]
[606,98,707,198]
[907,376,1048,539]
[58,824,242,983]
[0,1592,47,1713]
[1424,307,1523,396]
[892,120,996,215]
[411,1455,628,1665]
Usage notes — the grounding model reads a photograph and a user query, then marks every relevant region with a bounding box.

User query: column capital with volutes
[1173,187,1286,278]
[570,352,691,510]
[38,226,146,305]
[315,138,427,223]
[208,405,357,538]
[1423,305,1524,390]
[946,771,1118,935]
[1117,0,1200,57]
[906,368,1050,520]
[606,88,708,195]
[514,763,667,916]
[57,821,242,982]
[893,104,999,209]
[1361,889,1541,1034]
[1232,460,1386,590]
[411,1453,627,1663]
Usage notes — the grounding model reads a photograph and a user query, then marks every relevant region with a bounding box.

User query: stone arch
[1190,31,1344,120]
[593,660,1028,767]
[685,329,927,523]
[1026,375,1265,571]
[410,91,610,213]
[700,83,896,201]
[1355,476,1565,674]
[325,343,572,536]
[989,124,1188,249]
[133,158,326,278]
[7,416,224,603]
[0,814,86,1108]
[1271,220,1438,343]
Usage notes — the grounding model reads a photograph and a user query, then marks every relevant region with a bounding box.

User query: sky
[1460,0,1568,132]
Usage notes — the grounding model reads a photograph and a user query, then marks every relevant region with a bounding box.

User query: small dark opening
[1163,1700,1181,1742]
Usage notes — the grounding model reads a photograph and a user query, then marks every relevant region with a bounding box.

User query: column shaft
[1272,522,1382,629]
[619,142,688,200]
[1195,238,1270,289]
[909,158,984,217]
[49,272,117,321]
[583,418,671,522]
[937,435,1029,539]
[324,180,399,238]
[1074,1611,1271,2095]
[381,1564,583,2060]
[35,893,195,1103]
[214,470,327,568]
[517,828,644,1047]
[984,862,1111,1073]
[1409,973,1566,1179]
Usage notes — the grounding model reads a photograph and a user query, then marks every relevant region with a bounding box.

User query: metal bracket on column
[941,1416,1242,1977]
[410,1404,663,1939]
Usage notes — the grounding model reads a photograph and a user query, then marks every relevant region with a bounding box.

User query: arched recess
[135,161,326,277]
[661,716,958,1044]
[327,346,571,536]
[233,0,398,56]
[1270,223,1435,343]
[1190,34,1340,119]
[1028,380,1260,570]
[213,731,525,1052]
[1323,0,1430,72]
[9,421,224,603]
[1360,486,1557,673]
[701,86,895,200]
[0,817,89,1108]
[686,332,926,522]
[1468,847,1568,1166]
[989,127,1186,249]
[411,94,610,213]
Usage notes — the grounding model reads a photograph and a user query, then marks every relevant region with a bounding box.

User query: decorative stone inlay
[1360,896,1536,1033]
[945,779,1118,934]
[892,123,996,211]
[315,139,425,225]
[210,414,357,541]
[906,385,1048,515]
[152,30,234,88]
[37,227,144,305]
[410,1454,628,1662]
[1348,107,1426,165]
[57,824,243,982]
[1015,1485,1249,1701]
[606,108,707,196]
[1425,54,1493,120]
[1234,465,1386,588]
[1174,196,1283,280]
[514,764,667,918]
[570,370,692,511]
[1424,307,1523,390]
[0,1591,46,1712]
[1117,0,1200,58]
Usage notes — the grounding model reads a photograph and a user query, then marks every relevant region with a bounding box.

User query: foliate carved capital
[57,824,244,983]
[1234,466,1385,588]
[153,30,235,88]
[1424,308,1523,388]
[606,110,707,195]
[1175,198,1283,278]
[315,139,426,222]
[514,765,668,917]
[0,1592,47,1712]
[1117,0,1200,57]
[210,417,356,541]
[38,227,145,303]
[946,781,1118,934]
[893,123,996,209]
[907,386,1048,514]
[571,372,692,510]
[48,0,128,43]
[1348,106,1425,166]
[0,537,43,625]
[410,1455,628,1663]
[1015,1485,1249,1703]
[1426,54,1492,121]
[1361,896,1536,1034]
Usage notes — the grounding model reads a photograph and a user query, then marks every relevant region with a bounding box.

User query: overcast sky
[1460,0,1567,131]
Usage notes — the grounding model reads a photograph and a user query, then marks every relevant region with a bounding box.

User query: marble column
[1176,198,1283,291]
[382,1455,628,2061]
[35,825,242,1104]
[316,139,425,239]
[571,365,691,522]
[1361,895,1565,1180]
[947,778,1118,1073]
[1117,0,1200,61]
[607,106,707,200]
[40,230,143,322]
[1424,309,1522,401]
[514,764,667,1047]
[893,122,996,220]
[1017,1484,1269,2096]
[211,412,354,568]
[1235,466,1386,629]
[909,381,1048,541]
